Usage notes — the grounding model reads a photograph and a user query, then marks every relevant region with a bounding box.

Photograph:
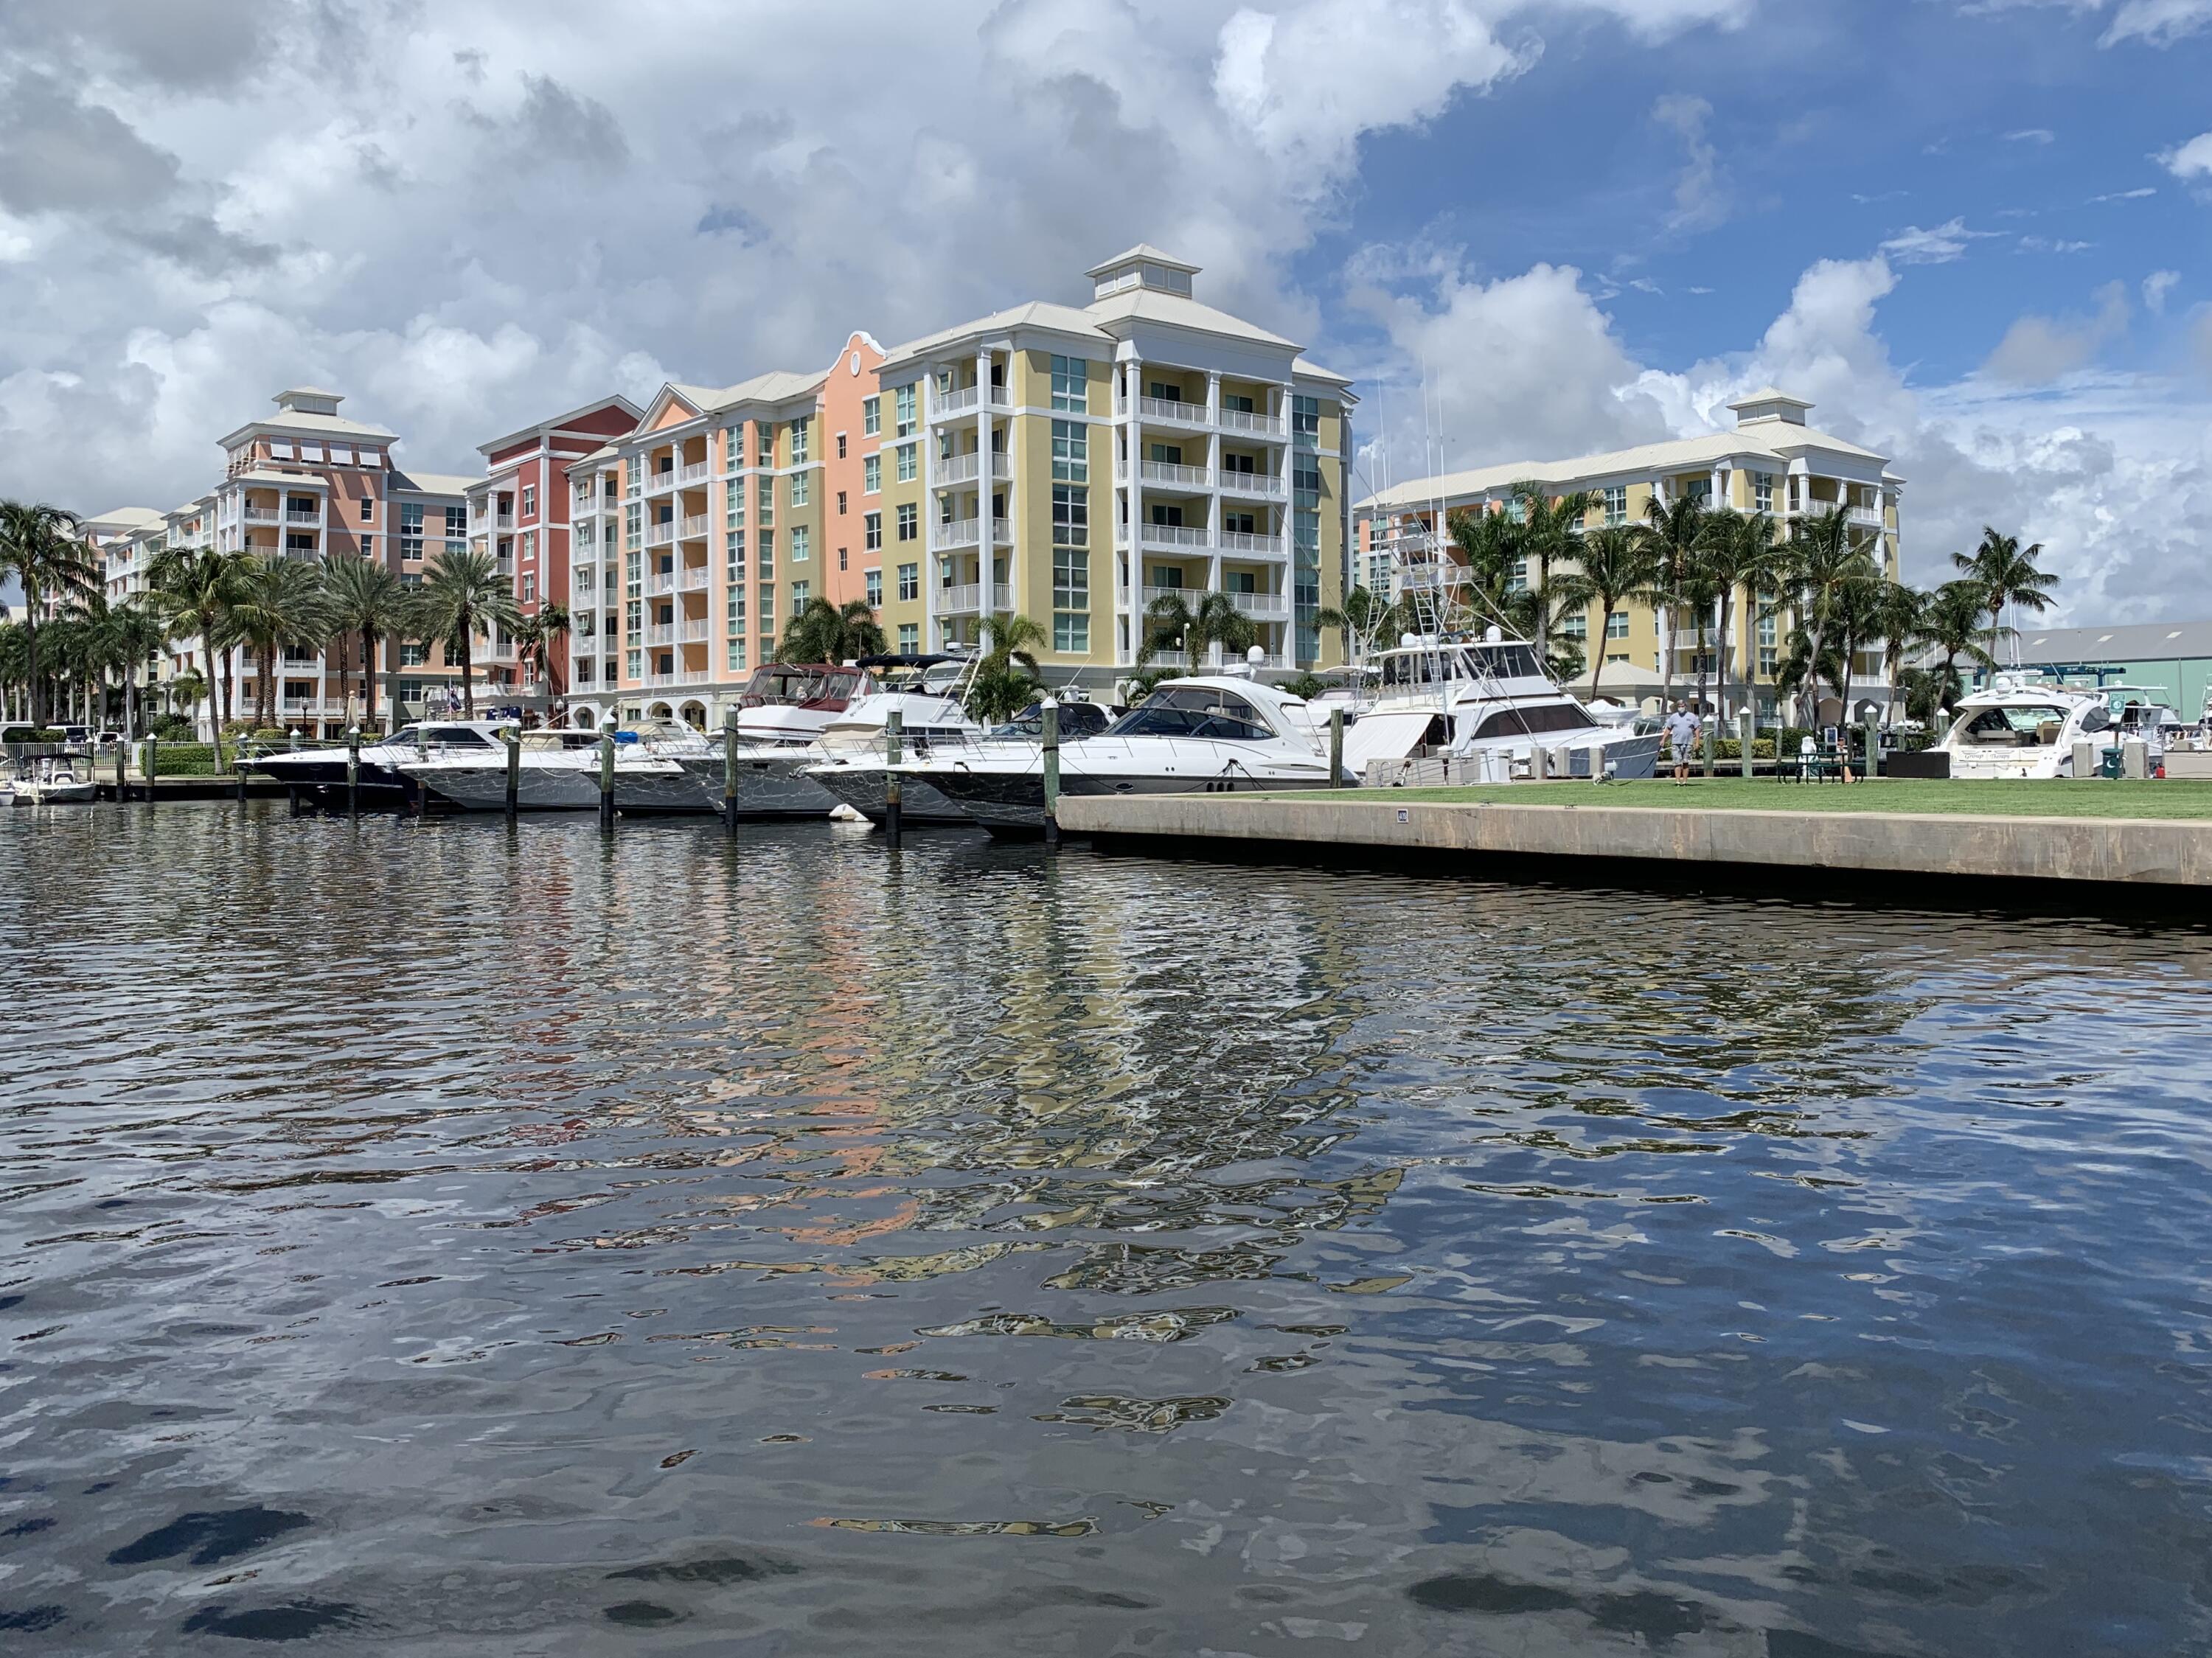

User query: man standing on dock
[1665,703,1699,784]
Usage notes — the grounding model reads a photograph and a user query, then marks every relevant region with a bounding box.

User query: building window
[520,530,535,562]
[1759,648,1778,676]
[521,573,536,603]
[759,529,774,574]
[758,585,773,631]
[1052,484,1087,548]
[865,568,882,607]
[726,477,745,524]
[836,490,847,517]
[897,503,917,541]
[727,529,745,579]
[521,484,535,518]
[1054,610,1089,653]
[726,584,746,630]
[625,503,641,552]
[358,496,375,523]
[790,525,810,563]
[400,643,428,666]
[835,433,847,461]
[863,395,881,436]
[626,648,641,680]
[894,385,917,436]
[790,417,810,464]
[1053,540,1088,654]
[863,454,880,494]
[726,427,744,470]
[757,428,773,467]
[1050,354,1086,412]
[1602,485,1627,527]
[444,505,466,536]
[792,579,809,611]
[1051,419,1087,484]
[727,638,747,673]
[897,622,918,654]
[864,510,883,551]
[897,562,919,602]
[896,443,917,484]
[1558,612,1586,641]
[1293,455,1321,504]
[790,471,810,509]
[1292,394,1319,442]
[1754,471,1777,513]
[1606,610,1630,641]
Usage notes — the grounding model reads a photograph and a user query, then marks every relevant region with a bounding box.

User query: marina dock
[1060,781,2212,907]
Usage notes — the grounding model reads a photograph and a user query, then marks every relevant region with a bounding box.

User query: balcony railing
[645,521,675,548]
[932,452,1009,486]
[285,508,319,524]
[678,563,710,591]
[1140,461,1208,489]
[495,513,515,529]
[933,384,1009,419]
[646,467,678,493]
[647,570,678,595]
[645,624,677,646]
[936,517,1012,550]
[1217,407,1285,438]
[1217,469,1284,498]
[243,509,281,526]
[937,583,982,613]
[1228,590,1290,620]
[1220,530,1285,557]
[1137,396,1208,428]
[1138,522,1209,550]
[678,514,709,540]
[681,619,709,642]
[1139,584,1205,610]
[678,461,711,487]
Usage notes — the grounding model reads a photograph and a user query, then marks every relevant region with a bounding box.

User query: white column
[1125,352,1142,663]
[1004,355,1019,619]
[976,347,992,625]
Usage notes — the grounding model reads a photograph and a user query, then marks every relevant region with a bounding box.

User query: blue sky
[0,0,2205,621]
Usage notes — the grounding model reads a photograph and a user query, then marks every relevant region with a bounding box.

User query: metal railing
[1137,397,1208,427]
[931,452,1008,485]
[678,461,711,487]
[1228,590,1290,620]
[678,514,709,540]
[1141,461,1208,489]
[645,521,675,548]
[647,570,678,595]
[681,619,709,642]
[1217,469,1284,498]
[1220,530,1284,557]
[937,583,982,613]
[1139,522,1209,549]
[678,564,710,591]
[1217,407,1285,438]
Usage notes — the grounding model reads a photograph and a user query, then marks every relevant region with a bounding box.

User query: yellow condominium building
[1355,389,1902,721]
[574,245,1357,730]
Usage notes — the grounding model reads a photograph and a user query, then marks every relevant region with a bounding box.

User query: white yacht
[1340,632,1663,782]
[397,729,607,812]
[910,675,1342,836]
[1935,676,2167,779]
[246,721,516,809]
[8,755,97,805]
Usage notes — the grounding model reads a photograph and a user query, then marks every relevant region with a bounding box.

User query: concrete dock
[1057,792,2212,908]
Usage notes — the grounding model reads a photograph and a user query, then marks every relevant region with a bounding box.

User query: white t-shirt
[1664,712,1699,748]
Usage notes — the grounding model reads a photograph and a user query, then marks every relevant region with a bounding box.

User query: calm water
[3,805,2211,1654]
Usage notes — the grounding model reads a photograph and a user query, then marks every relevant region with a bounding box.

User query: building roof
[80,506,166,534]
[2014,619,2212,663]
[703,368,827,411]
[1358,412,1891,512]
[1727,386,1813,412]
[1087,243,1201,279]
[219,409,400,447]
[476,394,645,459]
[391,469,474,497]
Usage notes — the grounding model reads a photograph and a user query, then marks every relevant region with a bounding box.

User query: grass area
[1295,778,2212,821]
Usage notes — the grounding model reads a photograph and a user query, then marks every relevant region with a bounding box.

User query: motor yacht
[796,655,994,826]
[1935,676,2174,778]
[397,728,608,812]
[246,721,515,810]
[805,692,1115,829]
[909,675,1341,836]
[1339,632,1663,782]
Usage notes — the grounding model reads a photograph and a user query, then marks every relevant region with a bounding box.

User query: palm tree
[1694,509,1787,720]
[1138,588,1256,671]
[0,501,97,728]
[103,601,170,741]
[1448,505,1524,630]
[967,611,1048,723]
[1636,492,1706,711]
[147,546,248,760]
[418,547,520,718]
[1508,481,1594,655]
[1868,579,1930,722]
[1312,585,1399,666]
[0,620,24,720]
[321,554,414,734]
[1573,526,1663,709]
[515,602,575,703]
[1783,506,1879,726]
[1953,527,2057,664]
[776,596,885,666]
[232,554,334,728]
[1921,577,1997,711]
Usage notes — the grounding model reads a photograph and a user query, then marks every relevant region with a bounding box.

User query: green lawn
[1294,778,2212,821]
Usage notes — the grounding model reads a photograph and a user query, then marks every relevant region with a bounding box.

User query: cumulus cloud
[2160,130,2212,180]
[2143,270,2181,312]
[1878,218,1992,265]
[1981,282,2132,383]
[2100,0,2212,44]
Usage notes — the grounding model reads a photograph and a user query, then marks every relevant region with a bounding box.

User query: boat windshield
[1466,703,1597,738]
[1380,643,1544,686]
[1108,686,1275,742]
[1955,704,2073,746]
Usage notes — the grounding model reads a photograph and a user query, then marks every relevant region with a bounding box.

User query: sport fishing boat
[1933,676,2136,779]
[909,675,1341,836]
[683,655,970,821]
[1339,631,1663,782]
[246,720,515,810]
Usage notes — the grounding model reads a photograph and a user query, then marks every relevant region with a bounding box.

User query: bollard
[346,727,361,817]
[503,728,520,821]
[722,710,739,837]
[1862,713,1881,783]
[145,736,158,809]
[883,709,903,848]
[598,727,616,833]
[2123,736,2149,779]
[114,739,126,804]
[1529,742,1548,783]
[237,740,248,802]
[1041,698,1061,848]
[2071,738,2095,780]
[1329,707,1345,788]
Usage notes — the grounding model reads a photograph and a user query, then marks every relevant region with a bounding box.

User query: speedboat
[1339,631,1663,783]
[246,720,515,810]
[796,655,994,826]
[9,755,97,805]
[397,728,607,812]
[1934,676,2133,778]
[909,675,1341,837]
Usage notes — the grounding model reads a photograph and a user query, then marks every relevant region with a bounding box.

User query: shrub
[1278,672,1326,701]
[146,714,195,741]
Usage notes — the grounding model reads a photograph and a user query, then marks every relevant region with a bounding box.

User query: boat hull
[925,765,1335,836]
[403,762,602,812]
[676,752,840,818]
[804,762,971,827]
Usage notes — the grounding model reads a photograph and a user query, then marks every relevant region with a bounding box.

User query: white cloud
[1878,218,1992,264]
[2160,131,2212,180]
[2143,270,2181,312]
[2101,0,2212,44]
[2005,128,2056,144]
[1652,92,1726,231]
[1981,282,2131,383]
[2090,185,2157,202]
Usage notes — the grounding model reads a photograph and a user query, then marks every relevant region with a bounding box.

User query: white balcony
[936,518,1012,551]
[645,623,677,646]
[645,521,675,548]
[938,583,982,614]
[1141,461,1209,490]
[1138,584,1206,610]
[1142,649,1192,669]
[243,508,281,526]
[1138,522,1209,550]
[679,513,709,540]
[495,512,515,530]
[647,570,678,596]
[1220,530,1285,557]
[1228,590,1290,620]
[932,451,1009,486]
[645,466,679,493]
[1137,396,1208,428]
[1217,469,1284,498]
[936,385,978,418]
[1218,407,1286,439]
[676,461,709,487]
[678,563,710,591]
[285,508,320,525]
